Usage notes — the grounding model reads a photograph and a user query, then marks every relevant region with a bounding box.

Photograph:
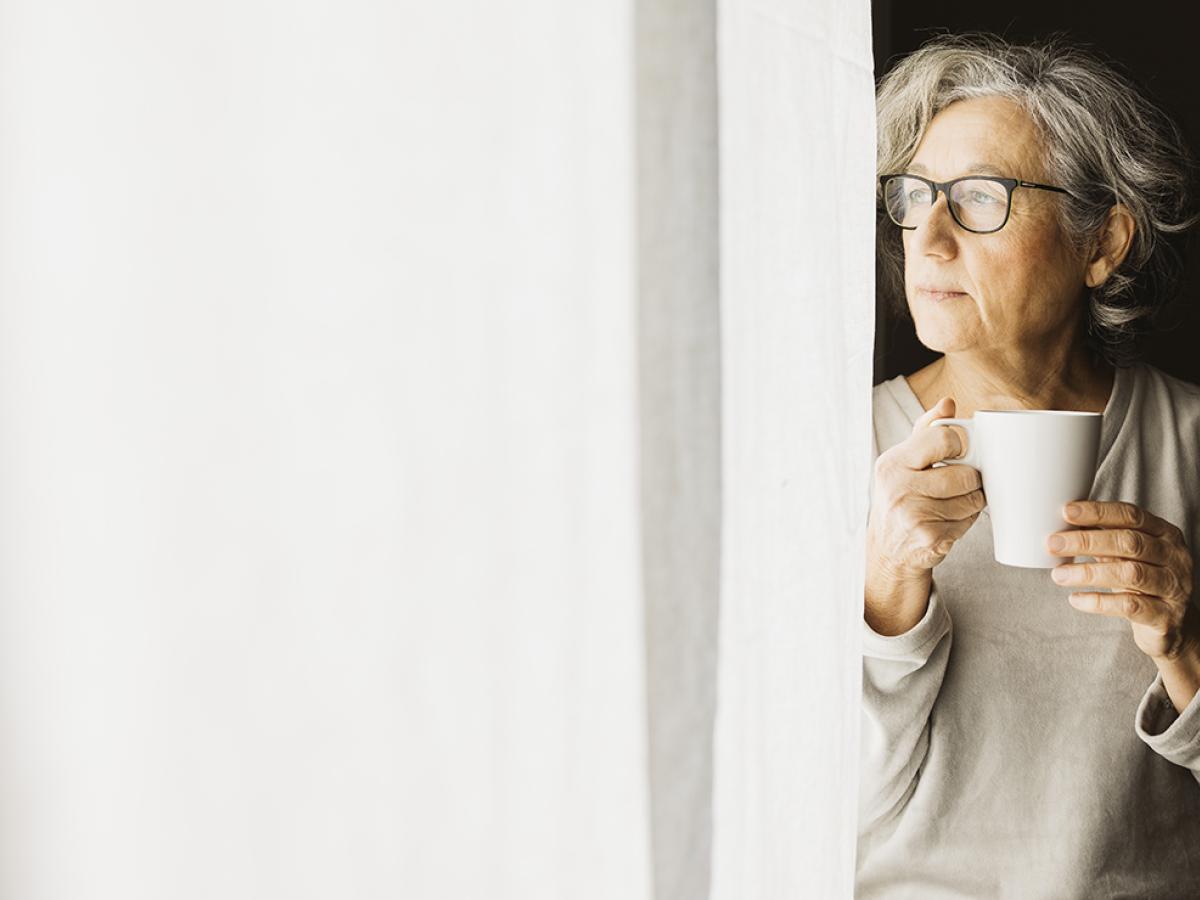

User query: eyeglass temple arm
[1017,179,1074,197]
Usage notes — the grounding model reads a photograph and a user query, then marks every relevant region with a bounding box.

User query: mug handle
[929,417,981,470]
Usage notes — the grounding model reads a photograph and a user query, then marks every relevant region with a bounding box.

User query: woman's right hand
[864,397,987,634]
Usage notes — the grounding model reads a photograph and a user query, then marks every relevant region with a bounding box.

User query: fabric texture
[709,0,876,897]
[859,361,1200,898]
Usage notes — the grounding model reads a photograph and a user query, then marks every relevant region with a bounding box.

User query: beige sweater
[858,361,1200,898]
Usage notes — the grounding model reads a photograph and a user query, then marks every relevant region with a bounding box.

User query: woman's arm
[860,579,951,832]
[1048,500,1200,783]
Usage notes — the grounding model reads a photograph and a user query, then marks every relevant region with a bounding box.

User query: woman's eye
[966,190,1000,204]
[908,188,932,204]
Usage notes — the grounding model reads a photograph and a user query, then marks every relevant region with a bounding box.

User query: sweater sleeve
[1135,672,1200,787]
[859,581,952,833]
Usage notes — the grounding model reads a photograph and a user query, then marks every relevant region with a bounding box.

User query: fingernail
[1047,535,1065,552]
[1064,503,1081,518]
[1052,566,1070,583]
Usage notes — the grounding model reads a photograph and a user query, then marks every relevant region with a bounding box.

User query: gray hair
[876,33,1199,368]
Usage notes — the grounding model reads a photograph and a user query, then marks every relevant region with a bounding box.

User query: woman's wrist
[1153,639,1200,715]
[864,560,932,636]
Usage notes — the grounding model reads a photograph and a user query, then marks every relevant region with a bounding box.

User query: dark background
[871,2,1200,387]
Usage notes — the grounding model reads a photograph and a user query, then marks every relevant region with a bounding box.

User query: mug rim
[975,409,1101,417]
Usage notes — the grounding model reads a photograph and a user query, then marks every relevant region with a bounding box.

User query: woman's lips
[918,287,968,300]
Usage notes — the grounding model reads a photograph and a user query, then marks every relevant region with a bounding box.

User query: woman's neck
[907,351,1115,419]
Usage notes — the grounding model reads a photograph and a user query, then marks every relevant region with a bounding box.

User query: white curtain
[710,2,876,898]
[0,0,873,897]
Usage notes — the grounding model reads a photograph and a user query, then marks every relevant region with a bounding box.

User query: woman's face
[902,96,1089,359]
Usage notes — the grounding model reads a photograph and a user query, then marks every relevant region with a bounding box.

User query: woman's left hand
[1047,500,1198,664]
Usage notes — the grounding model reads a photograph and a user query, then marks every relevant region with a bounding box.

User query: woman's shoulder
[1121,361,1200,444]
[1128,361,1200,415]
[1134,360,1200,398]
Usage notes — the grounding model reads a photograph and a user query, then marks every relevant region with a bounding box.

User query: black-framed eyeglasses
[879,173,1075,234]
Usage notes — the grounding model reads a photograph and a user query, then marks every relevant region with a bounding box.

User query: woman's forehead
[908,161,1012,179]
[910,96,1043,179]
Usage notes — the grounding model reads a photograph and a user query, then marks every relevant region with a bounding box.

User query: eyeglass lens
[883,176,1009,232]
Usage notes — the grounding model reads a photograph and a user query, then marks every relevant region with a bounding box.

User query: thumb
[916,396,955,426]
[917,396,971,460]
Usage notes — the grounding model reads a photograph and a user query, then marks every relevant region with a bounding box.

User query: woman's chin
[912,327,972,354]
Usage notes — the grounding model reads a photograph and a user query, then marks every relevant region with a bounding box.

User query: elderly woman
[862,34,1200,896]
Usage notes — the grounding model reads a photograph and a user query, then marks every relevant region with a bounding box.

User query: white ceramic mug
[930,410,1102,568]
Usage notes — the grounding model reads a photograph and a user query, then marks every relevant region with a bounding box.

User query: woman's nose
[911,193,959,258]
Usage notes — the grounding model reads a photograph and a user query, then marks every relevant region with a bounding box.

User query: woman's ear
[1084,204,1136,288]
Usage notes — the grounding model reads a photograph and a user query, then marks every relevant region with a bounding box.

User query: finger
[1062,501,1179,540]
[1067,591,1168,626]
[1051,559,1177,598]
[892,398,969,470]
[911,464,984,500]
[908,489,987,522]
[914,396,955,428]
[936,489,984,525]
[1045,528,1175,567]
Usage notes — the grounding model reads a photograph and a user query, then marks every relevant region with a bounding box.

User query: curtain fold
[710,1,876,896]
[636,1,722,898]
